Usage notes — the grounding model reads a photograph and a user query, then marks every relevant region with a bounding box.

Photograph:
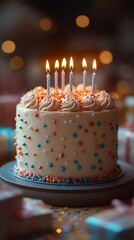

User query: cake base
[0,160,134,207]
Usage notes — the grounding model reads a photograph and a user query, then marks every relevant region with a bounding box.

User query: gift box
[118,126,134,166]
[85,200,134,240]
[0,94,21,127]
[0,186,22,240]
[0,184,53,239]
[0,127,15,161]
[13,198,53,237]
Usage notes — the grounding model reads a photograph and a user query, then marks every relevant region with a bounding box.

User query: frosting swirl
[21,92,38,109]
[60,93,81,112]
[39,95,60,111]
[81,95,100,111]
[96,91,116,110]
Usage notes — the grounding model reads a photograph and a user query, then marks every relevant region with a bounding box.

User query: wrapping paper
[118,126,134,166]
[86,200,134,240]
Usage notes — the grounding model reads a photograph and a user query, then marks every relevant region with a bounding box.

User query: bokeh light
[40,18,53,31]
[75,15,90,28]
[1,40,16,53]
[117,80,130,95]
[119,64,134,79]
[10,56,24,70]
[99,50,113,64]
[56,228,62,234]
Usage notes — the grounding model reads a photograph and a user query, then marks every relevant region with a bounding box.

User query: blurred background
[0,0,134,128]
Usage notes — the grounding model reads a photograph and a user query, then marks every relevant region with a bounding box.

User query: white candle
[54,60,59,92]
[46,60,50,96]
[69,57,74,93]
[61,58,67,91]
[91,59,97,95]
[82,58,87,91]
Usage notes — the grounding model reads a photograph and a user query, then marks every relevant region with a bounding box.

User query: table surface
[0,158,133,240]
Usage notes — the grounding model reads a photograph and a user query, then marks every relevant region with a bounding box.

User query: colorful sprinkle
[100,143,105,149]
[98,159,102,164]
[34,128,39,132]
[77,124,82,129]
[89,121,94,126]
[42,123,47,127]
[19,126,22,129]
[77,165,82,170]
[20,118,23,122]
[72,133,77,138]
[97,121,102,126]
[23,135,27,138]
[31,164,35,168]
[24,152,28,156]
[48,163,53,168]
[39,165,43,169]
[28,125,33,130]
[22,143,26,146]
[59,153,64,158]
[91,165,96,170]
[24,162,28,166]
[27,136,31,140]
[78,141,83,146]
[94,152,98,157]
[13,164,122,184]
[73,160,78,165]
[60,166,66,171]
[45,139,49,143]
[36,143,41,147]
[35,113,39,117]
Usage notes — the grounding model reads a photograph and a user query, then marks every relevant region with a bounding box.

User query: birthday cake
[13,85,121,184]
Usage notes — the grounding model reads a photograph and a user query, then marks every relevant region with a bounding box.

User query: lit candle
[91,59,97,95]
[69,57,74,93]
[54,60,59,92]
[82,58,87,91]
[61,58,67,91]
[46,60,50,96]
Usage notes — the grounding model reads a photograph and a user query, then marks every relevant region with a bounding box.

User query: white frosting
[39,95,60,111]
[81,95,100,111]
[96,91,116,110]
[20,92,38,109]
[15,106,118,178]
[60,93,81,112]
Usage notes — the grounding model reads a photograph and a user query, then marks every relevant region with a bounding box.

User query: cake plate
[0,160,134,207]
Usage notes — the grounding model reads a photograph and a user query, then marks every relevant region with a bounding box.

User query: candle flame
[82,58,87,68]
[61,58,67,68]
[93,59,97,71]
[46,60,50,72]
[55,60,59,70]
[69,57,74,69]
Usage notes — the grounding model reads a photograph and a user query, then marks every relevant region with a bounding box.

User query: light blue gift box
[85,208,134,240]
[0,127,15,156]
